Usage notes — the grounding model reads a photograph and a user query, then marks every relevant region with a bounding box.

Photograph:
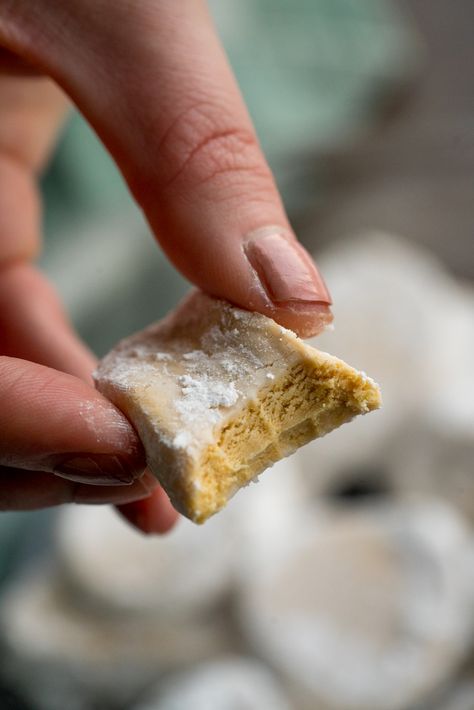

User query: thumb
[1,0,332,337]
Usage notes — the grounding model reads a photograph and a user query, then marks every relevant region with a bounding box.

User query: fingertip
[0,467,156,511]
[0,357,146,486]
[117,484,179,536]
[178,226,333,339]
[268,302,334,339]
[70,473,156,505]
[238,228,333,337]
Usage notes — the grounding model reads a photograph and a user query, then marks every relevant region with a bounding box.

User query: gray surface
[299,0,474,280]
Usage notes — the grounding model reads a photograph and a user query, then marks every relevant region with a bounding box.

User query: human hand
[0,1,332,529]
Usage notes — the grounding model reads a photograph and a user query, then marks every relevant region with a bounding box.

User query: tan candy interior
[188,361,378,523]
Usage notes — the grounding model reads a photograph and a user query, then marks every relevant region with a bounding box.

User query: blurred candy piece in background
[239,501,474,710]
[134,657,291,710]
[297,233,474,520]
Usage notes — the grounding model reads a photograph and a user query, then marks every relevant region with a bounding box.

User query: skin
[0,1,332,534]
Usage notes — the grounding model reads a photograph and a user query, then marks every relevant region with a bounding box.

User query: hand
[0,1,332,530]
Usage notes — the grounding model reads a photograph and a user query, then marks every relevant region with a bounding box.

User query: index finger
[1,0,332,337]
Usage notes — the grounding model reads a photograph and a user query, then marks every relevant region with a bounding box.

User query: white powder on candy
[169,318,264,430]
[96,297,280,453]
[176,374,240,425]
[200,325,225,351]
[154,352,173,362]
[182,350,204,361]
[358,370,378,388]
[173,431,193,449]
[220,359,246,378]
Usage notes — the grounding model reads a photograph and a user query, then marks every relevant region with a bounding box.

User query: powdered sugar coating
[95,292,379,459]
[94,292,297,457]
[172,432,193,450]
[175,375,240,425]
[94,291,381,521]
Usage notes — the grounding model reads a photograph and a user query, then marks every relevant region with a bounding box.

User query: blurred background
[1,1,473,708]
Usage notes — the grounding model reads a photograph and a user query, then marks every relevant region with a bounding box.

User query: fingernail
[244,229,331,305]
[53,453,142,486]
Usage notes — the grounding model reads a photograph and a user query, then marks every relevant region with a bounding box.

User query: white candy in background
[56,454,307,618]
[0,504,236,710]
[238,501,474,710]
[297,232,474,511]
[134,657,291,710]
[57,504,236,618]
[224,453,311,559]
[0,565,231,710]
[388,286,474,521]
[426,284,474,436]
[0,457,307,710]
[313,233,448,425]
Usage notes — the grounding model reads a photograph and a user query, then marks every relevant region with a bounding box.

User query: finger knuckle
[156,102,272,193]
